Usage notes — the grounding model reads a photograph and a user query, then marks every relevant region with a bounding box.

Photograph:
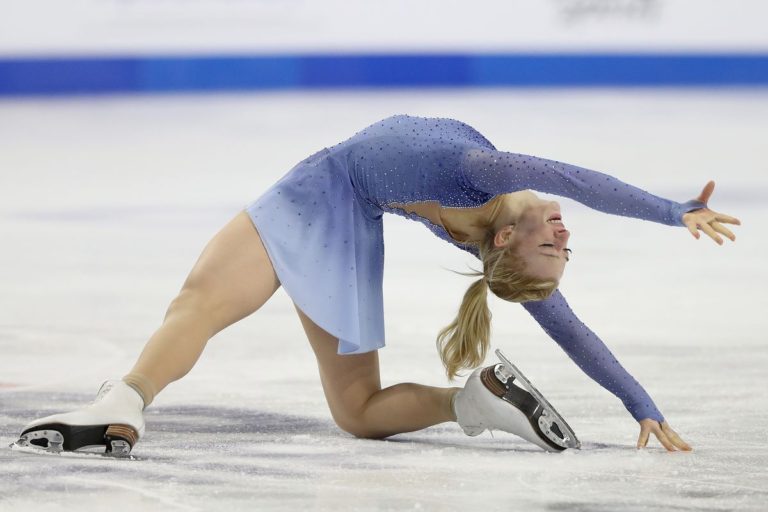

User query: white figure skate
[12,380,145,457]
[454,349,581,452]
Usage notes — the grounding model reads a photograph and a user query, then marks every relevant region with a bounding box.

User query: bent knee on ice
[333,413,388,440]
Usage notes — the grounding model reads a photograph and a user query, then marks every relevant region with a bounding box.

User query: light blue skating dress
[245,114,706,422]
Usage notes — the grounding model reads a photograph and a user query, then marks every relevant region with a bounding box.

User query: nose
[553,226,570,251]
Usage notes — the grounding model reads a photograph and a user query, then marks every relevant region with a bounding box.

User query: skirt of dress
[244,148,386,355]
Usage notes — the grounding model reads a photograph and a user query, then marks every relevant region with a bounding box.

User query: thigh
[176,210,281,334]
[293,302,381,430]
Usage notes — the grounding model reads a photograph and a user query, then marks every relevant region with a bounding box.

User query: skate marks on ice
[3,400,768,511]
[507,448,768,512]
[390,432,626,453]
[1,399,453,510]
[3,399,335,464]
[539,470,768,512]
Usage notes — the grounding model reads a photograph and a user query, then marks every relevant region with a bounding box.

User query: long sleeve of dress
[460,147,706,226]
[521,289,664,422]
[455,145,704,422]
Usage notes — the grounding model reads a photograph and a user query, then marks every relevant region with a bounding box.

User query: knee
[333,414,385,440]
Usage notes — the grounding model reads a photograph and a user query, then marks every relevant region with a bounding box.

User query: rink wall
[1,54,767,96]
[1,0,767,95]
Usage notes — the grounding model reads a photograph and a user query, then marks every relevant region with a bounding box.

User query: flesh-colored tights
[121,303,459,437]
[121,210,460,438]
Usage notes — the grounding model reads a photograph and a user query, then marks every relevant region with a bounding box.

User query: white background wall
[1,0,766,56]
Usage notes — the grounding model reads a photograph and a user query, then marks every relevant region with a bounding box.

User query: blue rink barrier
[0,53,767,95]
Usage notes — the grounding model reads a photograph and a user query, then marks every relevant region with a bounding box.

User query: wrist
[675,199,707,226]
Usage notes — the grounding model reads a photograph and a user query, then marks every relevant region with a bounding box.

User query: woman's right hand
[681,180,741,244]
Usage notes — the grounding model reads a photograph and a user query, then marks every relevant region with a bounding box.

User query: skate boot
[13,380,145,456]
[453,349,581,452]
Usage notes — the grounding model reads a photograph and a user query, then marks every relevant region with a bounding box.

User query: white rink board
[0,0,767,55]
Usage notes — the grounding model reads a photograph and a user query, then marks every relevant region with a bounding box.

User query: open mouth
[547,213,563,224]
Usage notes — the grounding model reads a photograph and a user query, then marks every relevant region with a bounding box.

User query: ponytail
[436,228,558,380]
[435,275,492,380]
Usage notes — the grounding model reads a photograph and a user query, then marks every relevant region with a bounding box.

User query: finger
[699,222,724,245]
[710,221,736,242]
[669,432,693,451]
[715,213,741,226]
[654,428,678,452]
[684,221,701,240]
[637,427,650,449]
[697,180,715,204]
[661,424,693,451]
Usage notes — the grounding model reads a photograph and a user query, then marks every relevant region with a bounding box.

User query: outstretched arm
[460,147,707,227]
[521,288,664,423]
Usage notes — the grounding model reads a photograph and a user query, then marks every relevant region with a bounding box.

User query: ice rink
[1,89,766,511]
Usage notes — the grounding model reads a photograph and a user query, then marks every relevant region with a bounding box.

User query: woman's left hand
[637,419,693,451]
[682,180,741,245]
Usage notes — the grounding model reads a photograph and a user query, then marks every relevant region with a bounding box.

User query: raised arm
[521,288,664,423]
[460,147,706,227]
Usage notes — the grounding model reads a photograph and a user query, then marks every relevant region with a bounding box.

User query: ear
[493,225,513,248]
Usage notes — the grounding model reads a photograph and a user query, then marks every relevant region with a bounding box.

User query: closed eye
[540,243,571,261]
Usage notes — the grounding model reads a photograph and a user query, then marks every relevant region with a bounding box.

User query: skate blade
[11,424,139,459]
[105,425,137,456]
[11,428,64,454]
[495,349,581,450]
[9,440,139,460]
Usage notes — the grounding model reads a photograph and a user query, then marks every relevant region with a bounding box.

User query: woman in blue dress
[16,114,740,455]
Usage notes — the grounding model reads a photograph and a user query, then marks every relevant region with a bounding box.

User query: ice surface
[1,89,767,511]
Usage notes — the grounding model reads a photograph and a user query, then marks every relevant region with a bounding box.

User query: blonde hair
[435,197,559,380]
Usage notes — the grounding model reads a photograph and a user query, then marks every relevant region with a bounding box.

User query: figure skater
[15,114,740,455]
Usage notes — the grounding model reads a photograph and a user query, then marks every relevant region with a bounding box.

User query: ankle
[121,373,158,410]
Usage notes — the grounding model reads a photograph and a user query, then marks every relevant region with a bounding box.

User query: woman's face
[493,191,571,282]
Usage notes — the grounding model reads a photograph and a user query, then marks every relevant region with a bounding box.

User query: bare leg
[125,210,281,404]
[294,303,460,439]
